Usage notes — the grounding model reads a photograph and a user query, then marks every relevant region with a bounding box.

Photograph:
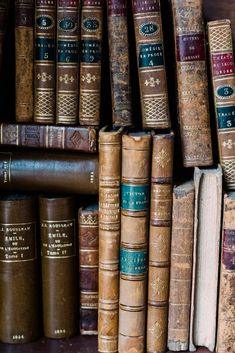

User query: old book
[147,132,174,353]
[0,194,40,343]
[39,195,77,338]
[189,166,223,352]
[167,181,195,351]
[119,132,151,353]
[0,123,97,152]
[56,0,80,125]
[216,192,235,353]
[0,151,98,195]
[171,0,213,167]
[79,0,103,126]
[15,0,34,122]
[34,0,56,124]
[79,204,99,335]
[132,0,171,129]
[207,19,235,189]
[0,0,8,75]
[98,126,122,353]
[107,0,132,127]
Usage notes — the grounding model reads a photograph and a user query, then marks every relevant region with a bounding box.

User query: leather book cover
[56,0,80,125]
[0,0,8,75]
[39,195,77,338]
[207,19,235,189]
[107,0,132,127]
[15,0,34,122]
[216,192,235,353]
[79,204,99,335]
[0,123,97,152]
[171,0,213,167]
[146,132,174,353]
[0,151,98,195]
[119,132,151,353]
[132,0,171,129]
[0,194,41,343]
[34,0,56,124]
[168,181,194,351]
[79,0,103,126]
[189,166,223,352]
[98,126,122,353]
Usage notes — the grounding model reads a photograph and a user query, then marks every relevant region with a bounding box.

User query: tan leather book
[189,166,223,352]
[207,19,235,189]
[39,195,77,338]
[216,192,235,353]
[119,132,151,353]
[147,132,174,353]
[79,204,99,335]
[98,126,122,353]
[168,181,194,351]
[0,194,41,343]
[171,0,213,167]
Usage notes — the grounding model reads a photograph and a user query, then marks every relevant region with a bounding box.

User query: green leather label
[217,106,235,128]
[121,184,149,211]
[120,248,147,275]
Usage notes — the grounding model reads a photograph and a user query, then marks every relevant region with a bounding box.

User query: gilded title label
[120,248,147,275]
[121,184,149,211]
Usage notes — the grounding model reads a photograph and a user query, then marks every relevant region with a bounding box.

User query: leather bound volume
[146,132,174,353]
[79,0,103,126]
[0,151,98,195]
[0,123,97,152]
[56,0,80,125]
[34,0,56,124]
[171,0,213,167]
[119,133,151,353]
[79,204,99,335]
[107,0,132,127]
[132,0,171,129]
[39,195,77,338]
[0,0,8,74]
[0,194,40,343]
[168,181,195,351]
[216,192,235,353]
[207,20,235,189]
[98,126,122,353]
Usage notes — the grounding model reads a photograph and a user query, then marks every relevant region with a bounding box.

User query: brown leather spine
[168,181,195,351]
[216,192,235,353]
[132,0,171,129]
[56,0,80,125]
[171,0,213,167]
[0,0,8,75]
[34,0,56,124]
[98,126,122,353]
[147,132,174,353]
[119,133,151,353]
[107,0,132,127]
[39,195,77,338]
[79,205,99,335]
[0,194,40,343]
[207,19,235,189]
[79,0,103,126]
[0,123,97,152]
[0,151,98,195]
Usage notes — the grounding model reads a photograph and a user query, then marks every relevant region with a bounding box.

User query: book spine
[0,151,98,195]
[79,0,103,126]
[15,0,34,122]
[146,132,174,353]
[79,206,99,335]
[168,182,195,351]
[107,0,132,127]
[207,20,235,189]
[0,194,40,343]
[0,0,8,74]
[98,127,122,353]
[216,193,235,353]
[119,133,151,353]
[132,0,171,129]
[171,0,213,167]
[56,0,80,125]
[34,0,56,124]
[39,196,77,338]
